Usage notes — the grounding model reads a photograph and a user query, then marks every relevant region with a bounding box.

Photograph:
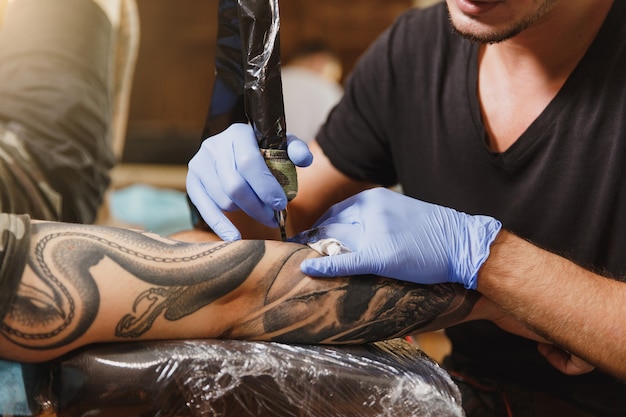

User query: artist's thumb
[286,134,313,167]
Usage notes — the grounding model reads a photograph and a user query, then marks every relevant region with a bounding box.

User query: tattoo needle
[275,209,288,241]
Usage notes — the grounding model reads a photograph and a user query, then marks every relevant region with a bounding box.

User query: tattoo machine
[238,0,295,241]
[194,0,295,241]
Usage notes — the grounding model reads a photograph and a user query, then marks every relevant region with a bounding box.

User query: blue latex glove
[186,123,313,241]
[291,188,502,290]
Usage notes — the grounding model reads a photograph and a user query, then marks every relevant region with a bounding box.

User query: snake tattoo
[2,221,265,350]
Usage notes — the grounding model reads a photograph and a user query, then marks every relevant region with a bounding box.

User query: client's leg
[0,0,116,223]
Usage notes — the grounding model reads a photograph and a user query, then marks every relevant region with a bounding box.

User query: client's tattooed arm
[0,214,484,363]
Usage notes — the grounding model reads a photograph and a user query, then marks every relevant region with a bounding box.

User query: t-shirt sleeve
[0,214,31,321]
[316,13,413,187]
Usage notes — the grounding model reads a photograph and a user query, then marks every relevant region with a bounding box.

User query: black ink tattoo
[1,220,479,354]
[115,240,264,338]
[223,245,479,344]
[2,222,264,350]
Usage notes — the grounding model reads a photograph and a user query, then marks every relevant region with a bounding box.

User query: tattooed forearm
[225,245,480,344]
[0,219,480,362]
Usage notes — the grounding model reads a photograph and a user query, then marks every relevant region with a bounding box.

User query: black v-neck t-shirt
[318,2,626,415]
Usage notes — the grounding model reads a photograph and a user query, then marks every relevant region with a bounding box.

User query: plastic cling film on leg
[51,339,464,416]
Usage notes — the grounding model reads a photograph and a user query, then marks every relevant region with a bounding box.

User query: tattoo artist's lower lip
[455,0,500,15]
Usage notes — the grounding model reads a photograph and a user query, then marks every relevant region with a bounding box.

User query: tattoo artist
[186,1,626,416]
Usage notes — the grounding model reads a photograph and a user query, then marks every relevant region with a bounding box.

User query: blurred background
[121,0,440,166]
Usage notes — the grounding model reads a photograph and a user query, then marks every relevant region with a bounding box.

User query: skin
[220,0,620,379]
[478,232,626,379]
[466,0,614,152]
[0,219,519,364]
[446,0,559,44]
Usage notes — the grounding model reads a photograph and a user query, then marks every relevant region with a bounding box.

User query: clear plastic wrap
[51,338,463,417]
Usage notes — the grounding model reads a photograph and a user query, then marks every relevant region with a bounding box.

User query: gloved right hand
[186,123,313,241]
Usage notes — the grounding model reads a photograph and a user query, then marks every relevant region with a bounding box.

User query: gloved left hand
[291,188,501,290]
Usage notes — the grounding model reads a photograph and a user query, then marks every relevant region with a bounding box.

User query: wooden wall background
[122,0,415,164]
